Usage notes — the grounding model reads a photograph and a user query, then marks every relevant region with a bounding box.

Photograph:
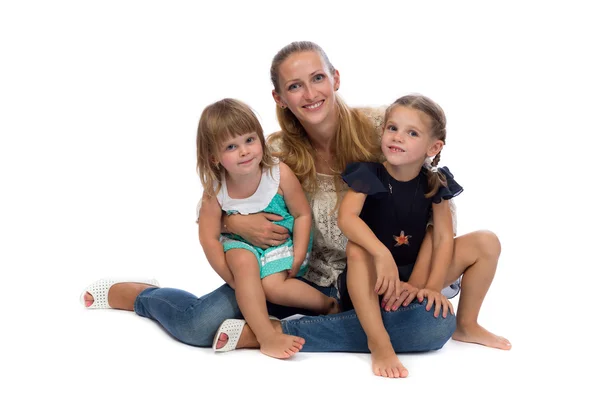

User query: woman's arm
[278,162,311,276]
[426,200,454,291]
[198,193,235,288]
[223,212,289,249]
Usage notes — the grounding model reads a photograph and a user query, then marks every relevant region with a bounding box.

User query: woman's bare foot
[83,283,155,310]
[453,323,511,350]
[258,332,305,359]
[370,343,409,378]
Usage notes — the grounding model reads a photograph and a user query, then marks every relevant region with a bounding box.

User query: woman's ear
[272,90,286,109]
[333,69,340,91]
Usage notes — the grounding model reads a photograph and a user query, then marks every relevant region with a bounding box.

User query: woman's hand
[385,281,419,311]
[417,288,454,318]
[226,213,289,249]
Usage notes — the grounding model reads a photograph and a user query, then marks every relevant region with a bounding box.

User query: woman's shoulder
[354,106,387,130]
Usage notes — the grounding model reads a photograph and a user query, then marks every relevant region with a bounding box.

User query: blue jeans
[134,280,456,352]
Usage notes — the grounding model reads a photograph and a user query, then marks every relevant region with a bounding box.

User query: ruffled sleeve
[341,162,387,196]
[432,166,464,204]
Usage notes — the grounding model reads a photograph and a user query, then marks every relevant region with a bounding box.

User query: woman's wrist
[223,214,234,234]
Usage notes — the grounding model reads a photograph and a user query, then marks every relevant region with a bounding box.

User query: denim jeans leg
[134,283,243,347]
[281,298,456,353]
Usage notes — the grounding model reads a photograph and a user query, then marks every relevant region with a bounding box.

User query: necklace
[311,143,336,173]
[387,172,422,247]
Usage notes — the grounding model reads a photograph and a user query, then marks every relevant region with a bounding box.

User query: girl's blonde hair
[268,41,380,202]
[385,94,448,198]
[196,98,274,197]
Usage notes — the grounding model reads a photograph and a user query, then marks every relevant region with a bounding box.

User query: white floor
[2,1,599,398]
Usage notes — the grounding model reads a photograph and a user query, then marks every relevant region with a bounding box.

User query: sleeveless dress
[216,161,313,279]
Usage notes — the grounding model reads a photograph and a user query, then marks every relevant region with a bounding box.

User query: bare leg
[83,283,156,310]
[346,242,408,378]
[408,226,433,289]
[226,249,304,359]
[444,230,511,350]
[262,272,339,315]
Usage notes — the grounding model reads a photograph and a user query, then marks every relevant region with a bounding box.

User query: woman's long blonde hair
[196,98,274,197]
[268,41,381,203]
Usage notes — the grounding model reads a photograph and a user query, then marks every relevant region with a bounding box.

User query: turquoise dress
[216,161,313,279]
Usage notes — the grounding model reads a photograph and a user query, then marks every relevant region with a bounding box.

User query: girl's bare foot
[214,319,307,352]
[258,332,305,359]
[83,282,154,310]
[370,343,409,378]
[453,323,511,350]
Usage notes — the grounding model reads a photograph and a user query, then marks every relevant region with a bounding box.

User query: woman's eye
[313,74,325,82]
[288,83,300,91]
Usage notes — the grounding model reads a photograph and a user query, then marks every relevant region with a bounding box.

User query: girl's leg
[226,249,304,359]
[444,230,511,350]
[228,280,455,354]
[261,272,339,315]
[346,241,408,378]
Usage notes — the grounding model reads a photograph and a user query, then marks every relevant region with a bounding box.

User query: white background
[1,1,598,398]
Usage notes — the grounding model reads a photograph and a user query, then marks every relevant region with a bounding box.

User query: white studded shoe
[80,278,160,309]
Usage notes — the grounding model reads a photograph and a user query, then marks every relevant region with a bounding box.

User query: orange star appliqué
[393,231,411,246]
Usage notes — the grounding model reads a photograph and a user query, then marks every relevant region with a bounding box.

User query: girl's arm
[407,227,433,289]
[338,189,387,258]
[198,192,235,288]
[278,162,311,276]
[338,189,401,299]
[425,200,454,291]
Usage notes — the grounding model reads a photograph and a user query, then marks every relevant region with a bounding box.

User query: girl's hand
[288,262,301,279]
[374,251,400,307]
[226,213,289,249]
[417,288,454,318]
[386,281,419,311]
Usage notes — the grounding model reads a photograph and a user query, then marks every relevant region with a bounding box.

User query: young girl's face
[381,106,442,167]
[218,132,263,177]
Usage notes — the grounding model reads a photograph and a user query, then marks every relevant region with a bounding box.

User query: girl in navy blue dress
[338,94,511,379]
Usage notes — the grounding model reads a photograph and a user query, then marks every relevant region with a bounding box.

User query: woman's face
[272,51,340,128]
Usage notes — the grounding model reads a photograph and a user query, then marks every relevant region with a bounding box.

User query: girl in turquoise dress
[196,98,339,360]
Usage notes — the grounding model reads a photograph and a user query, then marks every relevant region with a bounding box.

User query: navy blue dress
[337,162,463,310]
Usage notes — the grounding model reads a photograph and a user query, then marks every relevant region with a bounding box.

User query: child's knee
[226,250,258,274]
[476,230,501,259]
